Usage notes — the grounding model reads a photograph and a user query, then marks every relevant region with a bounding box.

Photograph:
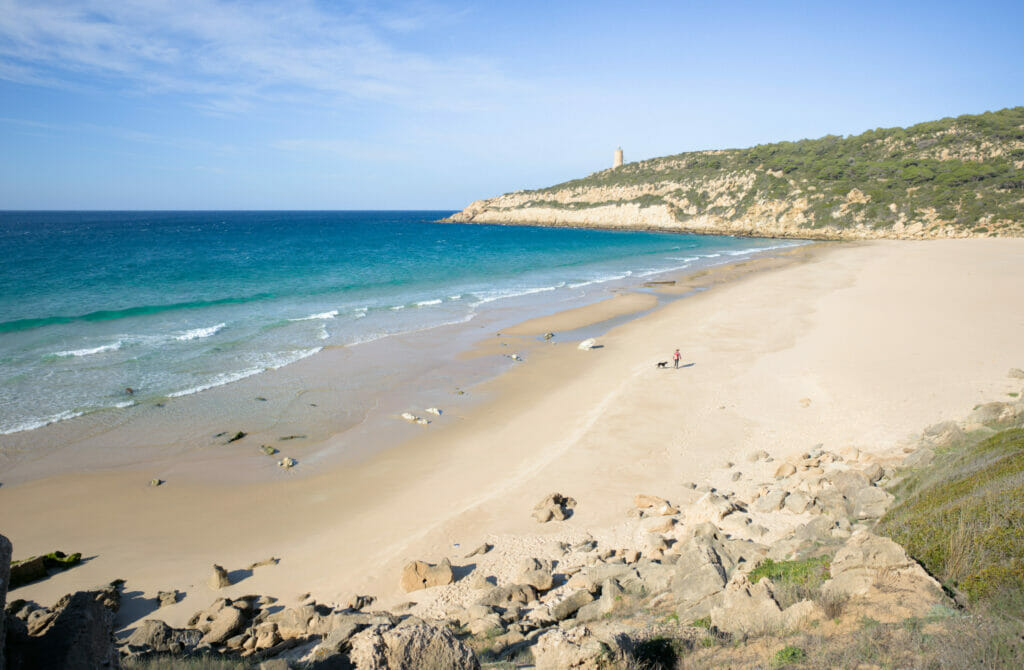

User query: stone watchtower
[613,147,624,169]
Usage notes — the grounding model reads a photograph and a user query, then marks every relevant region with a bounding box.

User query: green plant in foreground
[748,555,832,608]
[773,645,806,666]
[691,616,711,629]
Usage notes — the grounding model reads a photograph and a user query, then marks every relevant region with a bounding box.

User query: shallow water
[0,211,801,435]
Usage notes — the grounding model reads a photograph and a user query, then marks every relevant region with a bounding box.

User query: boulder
[209,564,231,589]
[752,489,788,513]
[157,590,180,607]
[747,449,770,462]
[531,492,576,522]
[822,531,948,621]
[1009,368,1024,379]
[922,421,964,447]
[827,470,871,499]
[4,587,120,670]
[783,491,811,514]
[517,568,554,592]
[532,625,621,670]
[123,619,202,655]
[968,401,1023,427]
[903,447,935,468]
[201,605,246,645]
[400,558,454,592]
[774,463,797,478]
[475,584,537,608]
[551,589,595,621]
[633,494,679,515]
[267,605,317,639]
[464,542,493,558]
[685,492,742,524]
[710,576,782,636]
[851,486,895,520]
[861,462,884,484]
[1,533,10,670]
[640,514,677,534]
[347,623,479,670]
[578,338,597,350]
[576,579,623,622]
[307,618,368,662]
[671,534,729,620]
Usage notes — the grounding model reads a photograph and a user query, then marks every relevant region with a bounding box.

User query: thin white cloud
[0,0,512,112]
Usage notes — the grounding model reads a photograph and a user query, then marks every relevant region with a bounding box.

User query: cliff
[446,107,1024,239]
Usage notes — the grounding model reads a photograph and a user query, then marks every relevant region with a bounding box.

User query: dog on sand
[655,361,668,368]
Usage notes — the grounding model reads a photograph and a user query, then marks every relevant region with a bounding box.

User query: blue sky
[1,0,1022,209]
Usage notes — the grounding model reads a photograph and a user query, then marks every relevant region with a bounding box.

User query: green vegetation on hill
[878,428,1024,617]
[519,107,1024,235]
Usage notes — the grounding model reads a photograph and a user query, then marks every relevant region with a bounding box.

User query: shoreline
[2,238,1022,637]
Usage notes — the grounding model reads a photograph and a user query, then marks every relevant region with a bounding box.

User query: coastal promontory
[446,107,1024,240]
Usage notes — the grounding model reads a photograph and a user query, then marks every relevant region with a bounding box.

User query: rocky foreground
[2,393,1023,669]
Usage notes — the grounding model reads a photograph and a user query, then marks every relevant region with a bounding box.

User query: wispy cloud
[0,0,511,112]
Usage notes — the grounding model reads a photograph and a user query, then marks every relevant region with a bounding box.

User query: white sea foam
[53,341,123,357]
[0,409,86,435]
[568,273,630,289]
[113,400,136,409]
[166,348,324,398]
[318,325,329,340]
[288,310,339,322]
[390,305,406,311]
[415,299,442,307]
[175,323,226,341]
[471,285,559,306]
[449,294,462,300]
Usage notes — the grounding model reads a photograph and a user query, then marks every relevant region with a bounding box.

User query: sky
[1,0,1022,210]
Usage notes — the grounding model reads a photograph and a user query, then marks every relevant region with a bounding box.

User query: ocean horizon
[0,210,802,435]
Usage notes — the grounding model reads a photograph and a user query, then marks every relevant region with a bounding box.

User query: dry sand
[2,238,1023,631]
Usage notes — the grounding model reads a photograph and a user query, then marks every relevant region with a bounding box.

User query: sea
[0,211,802,436]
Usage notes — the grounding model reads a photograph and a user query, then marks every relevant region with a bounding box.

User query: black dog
[656,361,668,368]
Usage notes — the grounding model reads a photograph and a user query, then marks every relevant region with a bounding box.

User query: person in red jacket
[672,349,681,369]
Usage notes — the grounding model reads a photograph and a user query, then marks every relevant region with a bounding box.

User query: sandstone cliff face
[446,108,1024,240]
[445,185,988,241]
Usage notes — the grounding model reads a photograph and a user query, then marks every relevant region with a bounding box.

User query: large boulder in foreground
[348,623,479,669]
[822,530,948,621]
[5,586,121,670]
[400,558,454,593]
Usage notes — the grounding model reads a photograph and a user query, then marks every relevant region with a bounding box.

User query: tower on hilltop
[613,146,623,169]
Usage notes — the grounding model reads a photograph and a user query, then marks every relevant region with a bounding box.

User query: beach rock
[148,478,163,487]
[424,407,442,416]
[464,542,493,558]
[4,587,120,670]
[9,556,47,587]
[578,338,597,350]
[201,605,246,645]
[783,491,811,514]
[551,589,595,621]
[467,613,503,636]
[1,533,10,670]
[1009,368,1024,379]
[278,456,297,469]
[812,489,850,519]
[862,462,884,484]
[828,469,871,499]
[822,531,947,621]
[347,594,375,611]
[400,558,454,592]
[123,619,202,655]
[748,449,770,462]
[400,412,419,423]
[671,533,729,620]
[633,493,678,515]
[531,626,611,670]
[267,605,318,638]
[752,488,787,513]
[774,463,797,478]
[157,590,180,607]
[903,446,935,468]
[640,514,677,534]
[531,492,576,522]
[517,568,554,592]
[851,486,895,520]
[686,491,742,524]
[968,401,1023,427]
[260,444,278,456]
[209,564,231,589]
[711,575,782,636]
[348,623,479,670]
[544,332,555,340]
[306,618,367,661]
[922,421,964,447]
[475,584,538,608]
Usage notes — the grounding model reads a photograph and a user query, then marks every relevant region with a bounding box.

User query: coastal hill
[445,107,1024,239]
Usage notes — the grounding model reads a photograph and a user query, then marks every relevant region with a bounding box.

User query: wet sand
[2,238,1022,631]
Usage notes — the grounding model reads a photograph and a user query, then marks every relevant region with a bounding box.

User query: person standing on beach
[673,349,681,369]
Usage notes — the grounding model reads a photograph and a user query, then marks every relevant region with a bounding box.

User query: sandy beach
[2,237,1023,633]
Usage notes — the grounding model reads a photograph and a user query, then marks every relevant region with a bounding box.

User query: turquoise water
[0,211,800,434]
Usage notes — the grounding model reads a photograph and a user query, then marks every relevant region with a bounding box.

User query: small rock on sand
[578,338,597,350]
[278,457,297,469]
[157,590,180,607]
[209,564,231,589]
[425,407,442,416]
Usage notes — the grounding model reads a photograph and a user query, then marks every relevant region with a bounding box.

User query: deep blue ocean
[0,211,800,434]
